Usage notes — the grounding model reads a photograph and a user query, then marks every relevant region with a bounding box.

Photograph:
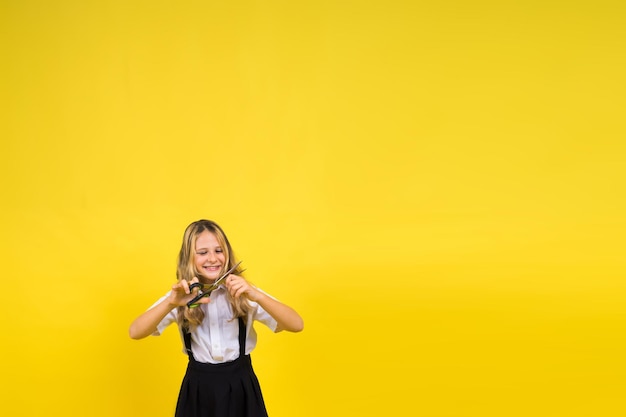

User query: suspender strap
[183,329,195,361]
[184,317,247,362]
[237,316,246,357]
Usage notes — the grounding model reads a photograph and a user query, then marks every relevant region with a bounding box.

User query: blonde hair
[176,219,250,331]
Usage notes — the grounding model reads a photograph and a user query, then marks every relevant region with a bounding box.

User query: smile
[204,266,221,271]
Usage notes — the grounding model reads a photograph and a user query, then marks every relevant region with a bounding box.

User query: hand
[225,274,260,301]
[167,277,210,307]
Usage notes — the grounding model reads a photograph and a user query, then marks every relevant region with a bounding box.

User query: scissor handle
[187,282,211,308]
[187,292,210,308]
[186,261,244,308]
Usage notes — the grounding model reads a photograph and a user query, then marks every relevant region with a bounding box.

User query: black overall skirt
[175,317,269,417]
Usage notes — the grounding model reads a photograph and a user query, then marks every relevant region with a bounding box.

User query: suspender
[184,317,246,362]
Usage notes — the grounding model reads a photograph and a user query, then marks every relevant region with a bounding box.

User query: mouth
[203,265,222,273]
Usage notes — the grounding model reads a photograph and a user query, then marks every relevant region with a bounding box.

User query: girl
[129,219,304,417]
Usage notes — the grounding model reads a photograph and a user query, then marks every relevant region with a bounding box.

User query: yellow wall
[1,1,625,416]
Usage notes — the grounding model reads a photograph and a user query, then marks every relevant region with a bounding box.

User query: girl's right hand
[166,277,210,307]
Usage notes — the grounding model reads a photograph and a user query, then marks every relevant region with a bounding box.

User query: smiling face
[194,230,227,282]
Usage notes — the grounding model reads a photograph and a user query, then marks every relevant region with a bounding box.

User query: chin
[202,273,220,281]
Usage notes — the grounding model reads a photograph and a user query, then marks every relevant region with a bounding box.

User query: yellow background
[1,1,625,416]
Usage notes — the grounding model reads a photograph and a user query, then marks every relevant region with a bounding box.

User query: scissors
[187,261,244,308]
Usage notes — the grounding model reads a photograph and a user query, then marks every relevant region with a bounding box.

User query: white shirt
[151,285,278,364]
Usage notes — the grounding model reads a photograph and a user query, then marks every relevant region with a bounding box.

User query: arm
[226,275,304,333]
[253,290,304,333]
[128,297,176,340]
[129,278,209,340]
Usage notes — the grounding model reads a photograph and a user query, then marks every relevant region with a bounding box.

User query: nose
[208,251,218,262]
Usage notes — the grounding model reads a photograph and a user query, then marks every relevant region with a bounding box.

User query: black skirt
[175,318,269,417]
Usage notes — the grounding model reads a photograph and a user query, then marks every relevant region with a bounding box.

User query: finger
[225,276,236,289]
[231,282,248,298]
[180,280,191,294]
[172,281,185,292]
[229,284,240,298]
[187,296,211,308]
[189,277,201,294]
[235,286,248,299]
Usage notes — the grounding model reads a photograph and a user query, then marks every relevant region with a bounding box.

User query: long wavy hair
[176,219,250,331]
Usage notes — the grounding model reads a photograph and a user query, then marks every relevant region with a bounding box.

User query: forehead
[195,230,221,248]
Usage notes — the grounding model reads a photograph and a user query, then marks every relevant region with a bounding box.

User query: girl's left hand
[225,274,260,301]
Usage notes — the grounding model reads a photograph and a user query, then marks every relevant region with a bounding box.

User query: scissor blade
[188,261,244,308]
[203,261,243,288]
